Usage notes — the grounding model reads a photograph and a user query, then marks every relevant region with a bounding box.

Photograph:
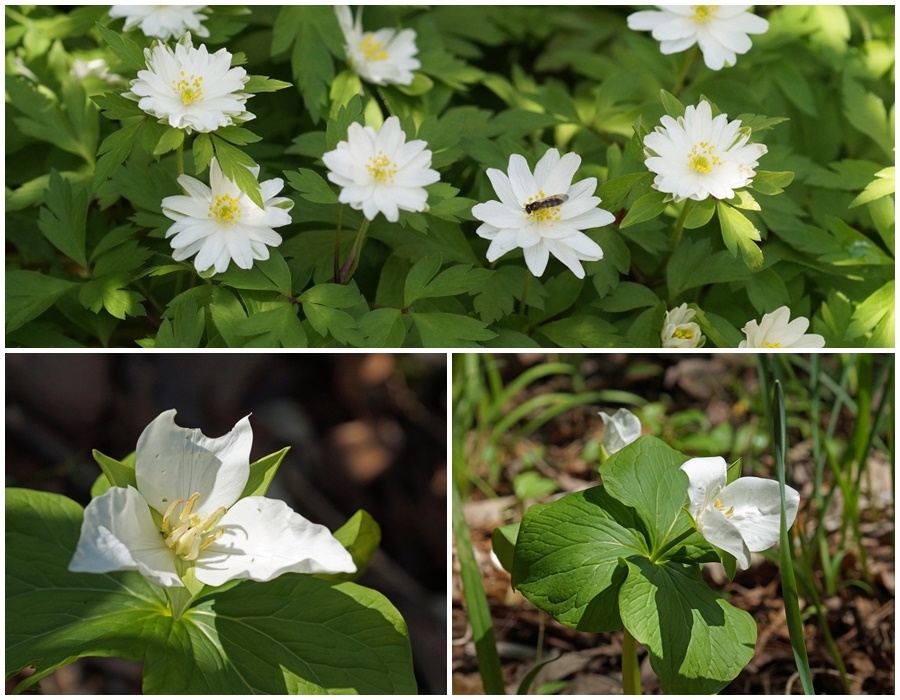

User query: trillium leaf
[239,447,289,500]
[511,487,646,632]
[618,558,757,694]
[491,522,520,574]
[319,509,382,582]
[92,449,137,490]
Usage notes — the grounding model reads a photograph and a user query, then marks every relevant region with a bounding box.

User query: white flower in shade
[70,58,123,84]
[627,5,769,71]
[681,456,799,569]
[322,116,440,222]
[127,34,252,133]
[471,149,614,279]
[643,100,767,202]
[69,410,356,588]
[109,5,210,40]
[739,306,825,348]
[161,158,293,274]
[335,6,420,86]
[599,408,642,455]
[662,303,705,348]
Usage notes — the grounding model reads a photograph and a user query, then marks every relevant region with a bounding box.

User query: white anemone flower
[681,456,799,569]
[739,306,825,348]
[335,6,420,86]
[471,149,614,279]
[109,5,210,40]
[662,303,705,348]
[127,34,253,133]
[69,410,356,588]
[627,6,769,71]
[599,408,643,455]
[643,100,767,202]
[161,158,293,274]
[322,116,440,222]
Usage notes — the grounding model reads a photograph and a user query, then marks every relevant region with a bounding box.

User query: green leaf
[538,316,623,348]
[409,311,496,347]
[94,119,143,188]
[847,280,894,343]
[152,126,185,156]
[92,92,145,120]
[211,136,263,208]
[849,166,895,208]
[842,75,892,157]
[716,201,763,270]
[404,253,443,306]
[659,88,685,118]
[240,447,290,499]
[619,558,757,693]
[750,170,794,196]
[323,510,382,582]
[38,169,90,268]
[620,190,668,228]
[5,270,78,334]
[285,168,339,204]
[92,449,137,489]
[243,75,292,93]
[214,125,263,146]
[96,22,147,72]
[599,282,659,312]
[256,251,293,297]
[511,487,645,632]
[359,308,406,347]
[78,274,146,320]
[490,523,520,574]
[193,133,214,174]
[682,197,716,229]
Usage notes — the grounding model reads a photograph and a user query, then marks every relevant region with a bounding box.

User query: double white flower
[335,6,420,86]
[681,456,799,569]
[472,149,614,279]
[627,5,769,71]
[644,101,767,202]
[69,410,355,588]
[127,34,253,134]
[740,306,825,348]
[661,303,705,348]
[110,5,210,40]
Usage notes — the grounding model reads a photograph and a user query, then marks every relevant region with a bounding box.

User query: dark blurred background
[6,353,447,694]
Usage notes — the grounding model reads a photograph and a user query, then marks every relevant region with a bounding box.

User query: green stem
[651,527,696,562]
[518,272,531,314]
[176,143,184,177]
[376,86,397,117]
[333,204,344,283]
[165,586,194,620]
[339,217,371,284]
[672,45,698,97]
[671,199,694,249]
[622,628,641,695]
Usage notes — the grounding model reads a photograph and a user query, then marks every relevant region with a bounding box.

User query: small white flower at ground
[471,149,614,279]
[161,158,293,274]
[643,100,767,202]
[681,456,799,569]
[322,116,440,223]
[662,303,705,348]
[599,408,642,455]
[70,58,123,84]
[109,5,210,40]
[627,5,769,71]
[335,6,420,86]
[69,410,356,588]
[739,306,825,348]
[127,34,253,133]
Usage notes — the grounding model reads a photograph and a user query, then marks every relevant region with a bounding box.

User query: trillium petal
[680,456,728,518]
[696,505,752,569]
[135,409,251,516]
[599,408,642,454]
[195,496,356,586]
[69,486,182,587]
[717,477,800,552]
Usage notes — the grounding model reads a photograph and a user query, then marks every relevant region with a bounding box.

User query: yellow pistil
[359,34,389,61]
[172,70,204,105]
[674,328,696,340]
[714,498,735,518]
[209,193,242,226]
[367,152,397,183]
[160,491,227,562]
[691,5,718,25]
[687,141,721,175]
[525,190,564,225]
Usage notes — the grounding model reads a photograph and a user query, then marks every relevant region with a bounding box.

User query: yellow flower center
[161,492,227,561]
[525,190,564,225]
[367,152,397,183]
[764,341,782,348]
[674,328,695,340]
[209,194,242,226]
[687,141,721,174]
[359,34,389,61]
[173,70,204,105]
[714,498,735,518]
[691,5,718,24]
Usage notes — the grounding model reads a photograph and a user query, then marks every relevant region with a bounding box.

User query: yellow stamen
[691,5,718,24]
[359,34,389,61]
[525,190,564,225]
[159,492,227,562]
[209,194,242,226]
[172,71,204,105]
[687,142,721,175]
[367,152,397,184]
[714,498,735,518]
[764,341,782,348]
[674,328,695,340]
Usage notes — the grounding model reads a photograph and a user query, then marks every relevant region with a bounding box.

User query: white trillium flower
[322,116,440,222]
[739,306,826,348]
[599,408,642,455]
[69,410,356,588]
[643,100,767,202]
[471,149,614,279]
[627,5,769,71]
[109,5,210,41]
[662,303,705,348]
[161,158,293,274]
[335,6,420,86]
[681,456,800,569]
[127,34,253,134]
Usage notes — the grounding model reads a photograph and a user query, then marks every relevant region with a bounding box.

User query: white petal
[680,456,728,518]
[135,409,251,516]
[696,505,751,569]
[599,408,642,454]
[69,486,182,587]
[194,497,357,586]
[717,477,800,552]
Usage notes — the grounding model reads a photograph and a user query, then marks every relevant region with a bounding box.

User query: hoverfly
[524,194,569,214]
